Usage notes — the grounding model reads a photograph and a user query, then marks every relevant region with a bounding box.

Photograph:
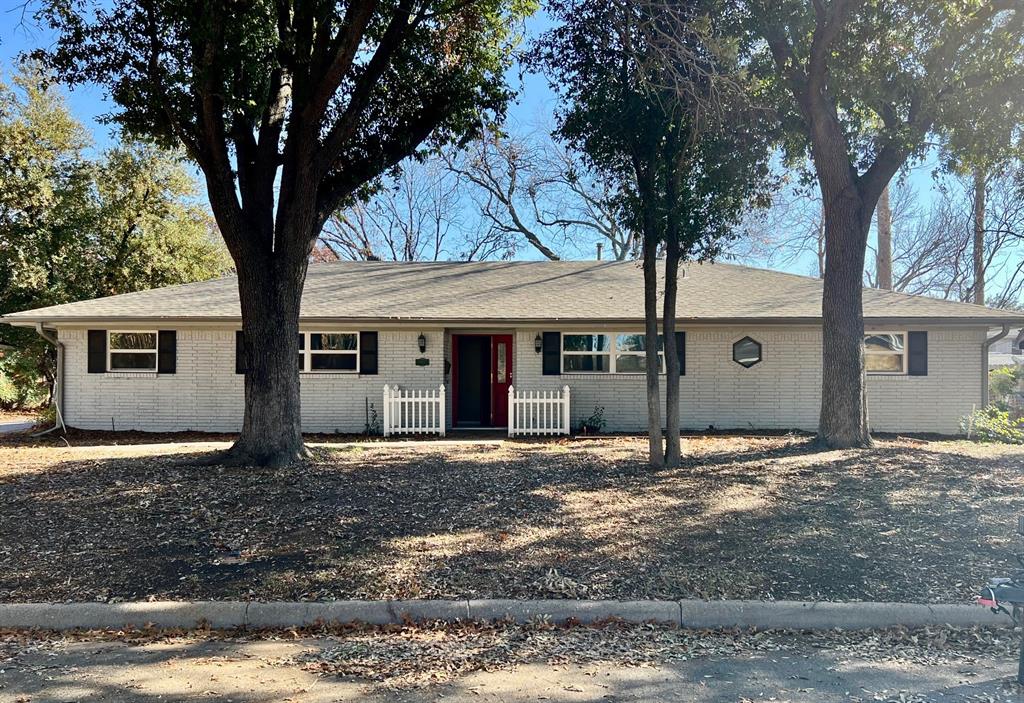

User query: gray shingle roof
[4,260,1023,325]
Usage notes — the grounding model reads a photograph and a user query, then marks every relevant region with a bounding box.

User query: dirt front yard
[1,434,1023,604]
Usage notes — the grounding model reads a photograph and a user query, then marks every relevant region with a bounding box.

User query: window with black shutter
[157,331,176,374]
[907,331,928,376]
[542,332,561,375]
[87,330,106,373]
[359,331,378,375]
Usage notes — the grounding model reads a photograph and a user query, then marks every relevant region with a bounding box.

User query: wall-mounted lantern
[418,333,427,354]
[534,333,543,354]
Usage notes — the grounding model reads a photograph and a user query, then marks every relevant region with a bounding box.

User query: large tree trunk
[224,254,310,467]
[972,169,986,305]
[662,234,681,467]
[818,195,873,449]
[875,184,893,290]
[815,216,825,278]
[643,236,665,468]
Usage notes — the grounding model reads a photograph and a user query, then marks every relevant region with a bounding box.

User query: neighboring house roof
[4,261,1024,326]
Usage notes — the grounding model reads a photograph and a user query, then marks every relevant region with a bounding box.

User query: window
[108,331,158,371]
[299,332,359,372]
[562,334,610,372]
[732,337,762,368]
[864,332,906,374]
[496,340,508,383]
[614,333,665,373]
[562,332,665,374]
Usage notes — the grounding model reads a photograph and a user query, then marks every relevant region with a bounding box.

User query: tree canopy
[0,66,230,408]
[731,0,1024,447]
[33,0,535,465]
[532,0,775,465]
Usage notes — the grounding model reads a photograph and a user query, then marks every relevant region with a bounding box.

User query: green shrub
[0,348,49,410]
[579,406,606,434]
[960,406,1024,444]
[36,403,55,427]
[0,368,17,406]
[989,365,1024,410]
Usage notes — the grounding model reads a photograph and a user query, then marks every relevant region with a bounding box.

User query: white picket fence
[383,385,446,437]
[508,385,571,437]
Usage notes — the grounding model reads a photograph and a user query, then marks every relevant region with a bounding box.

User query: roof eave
[4,314,1023,327]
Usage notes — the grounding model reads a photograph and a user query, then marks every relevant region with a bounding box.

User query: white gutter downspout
[33,323,66,435]
[981,324,1011,408]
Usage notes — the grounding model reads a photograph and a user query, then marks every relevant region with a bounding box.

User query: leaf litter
[1,434,1023,604]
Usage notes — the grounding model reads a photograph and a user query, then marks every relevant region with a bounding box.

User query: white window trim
[864,330,908,375]
[300,331,359,374]
[561,332,666,375]
[107,330,158,372]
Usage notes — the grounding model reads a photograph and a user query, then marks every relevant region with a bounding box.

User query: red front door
[490,335,513,427]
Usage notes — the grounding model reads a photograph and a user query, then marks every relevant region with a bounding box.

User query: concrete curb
[0,599,1008,631]
[677,600,1008,630]
[0,602,248,630]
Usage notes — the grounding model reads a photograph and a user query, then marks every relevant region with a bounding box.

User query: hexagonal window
[732,337,762,368]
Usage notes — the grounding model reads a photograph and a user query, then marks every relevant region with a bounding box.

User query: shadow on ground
[0,436,1022,603]
[2,630,1020,702]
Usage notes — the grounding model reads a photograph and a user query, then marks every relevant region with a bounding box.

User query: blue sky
[1,0,118,150]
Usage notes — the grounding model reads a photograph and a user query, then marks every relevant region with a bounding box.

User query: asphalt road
[2,636,1022,703]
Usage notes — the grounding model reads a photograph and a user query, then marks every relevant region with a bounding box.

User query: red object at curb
[978,598,998,608]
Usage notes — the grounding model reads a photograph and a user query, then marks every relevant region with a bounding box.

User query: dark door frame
[451,333,513,428]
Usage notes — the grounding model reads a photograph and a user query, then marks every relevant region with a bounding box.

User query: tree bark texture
[875,184,893,290]
[800,48,884,449]
[818,189,874,448]
[642,235,665,468]
[973,169,986,305]
[224,246,311,467]
[662,237,681,467]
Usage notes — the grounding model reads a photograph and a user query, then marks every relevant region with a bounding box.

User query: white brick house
[4,261,1022,435]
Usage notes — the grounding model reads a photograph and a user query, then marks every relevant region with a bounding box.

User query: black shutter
[235,330,246,374]
[360,331,378,375]
[908,331,928,376]
[542,332,561,375]
[675,331,686,376]
[157,331,176,374]
[87,330,106,373]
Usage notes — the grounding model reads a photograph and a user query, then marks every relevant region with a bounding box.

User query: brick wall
[60,328,443,433]
[58,324,985,435]
[511,326,986,435]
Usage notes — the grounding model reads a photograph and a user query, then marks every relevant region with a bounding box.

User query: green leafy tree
[34,0,533,466]
[0,67,230,409]
[533,0,774,466]
[93,141,229,295]
[735,0,1024,448]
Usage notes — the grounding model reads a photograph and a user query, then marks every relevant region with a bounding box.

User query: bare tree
[322,159,464,262]
[447,130,637,261]
[320,133,636,264]
[734,169,825,276]
[874,171,1024,307]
